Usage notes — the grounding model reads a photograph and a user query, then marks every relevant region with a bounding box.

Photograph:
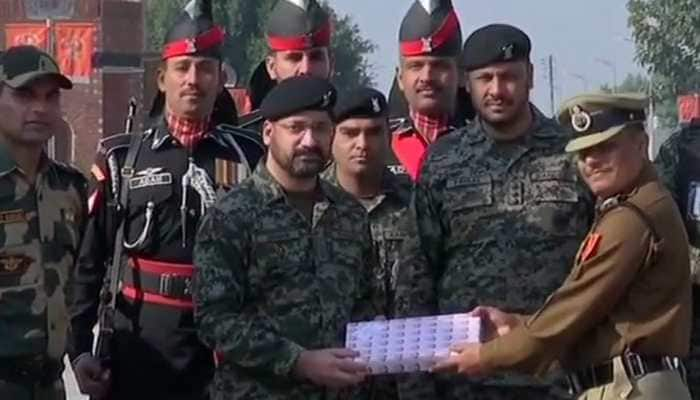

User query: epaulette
[52,160,87,182]
[237,110,263,130]
[216,124,264,149]
[95,132,134,156]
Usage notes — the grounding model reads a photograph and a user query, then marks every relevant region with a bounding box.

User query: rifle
[92,99,142,395]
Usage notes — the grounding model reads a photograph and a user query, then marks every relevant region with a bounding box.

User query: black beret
[462,24,531,71]
[260,76,336,121]
[334,87,388,123]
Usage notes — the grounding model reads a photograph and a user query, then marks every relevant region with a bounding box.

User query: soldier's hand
[471,306,520,341]
[293,348,368,389]
[73,354,111,399]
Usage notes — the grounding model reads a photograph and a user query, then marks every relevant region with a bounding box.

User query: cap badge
[321,91,332,108]
[371,97,381,113]
[185,38,197,53]
[571,106,592,133]
[39,55,53,72]
[421,37,433,53]
[502,44,514,60]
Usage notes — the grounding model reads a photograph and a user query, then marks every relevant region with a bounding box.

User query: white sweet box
[345,314,482,375]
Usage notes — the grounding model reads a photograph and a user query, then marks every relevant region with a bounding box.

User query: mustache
[293,148,323,158]
[416,83,442,92]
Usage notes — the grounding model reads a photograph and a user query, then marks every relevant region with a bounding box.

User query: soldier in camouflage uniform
[322,87,413,399]
[194,76,377,400]
[395,24,593,399]
[0,45,87,400]
[653,123,700,396]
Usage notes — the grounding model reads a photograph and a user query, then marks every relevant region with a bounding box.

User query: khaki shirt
[480,163,692,376]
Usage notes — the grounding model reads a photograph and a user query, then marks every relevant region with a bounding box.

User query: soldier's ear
[527,61,534,90]
[157,62,167,92]
[265,53,278,81]
[262,120,274,147]
[219,64,228,91]
[396,65,405,92]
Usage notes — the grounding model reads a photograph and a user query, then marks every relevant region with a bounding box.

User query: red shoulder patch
[581,233,603,262]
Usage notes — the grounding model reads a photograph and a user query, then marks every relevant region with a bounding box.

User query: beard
[270,144,327,179]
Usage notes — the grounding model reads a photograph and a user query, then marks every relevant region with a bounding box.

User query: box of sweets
[345,313,482,375]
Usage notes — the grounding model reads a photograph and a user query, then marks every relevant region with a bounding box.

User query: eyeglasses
[276,121,333,135]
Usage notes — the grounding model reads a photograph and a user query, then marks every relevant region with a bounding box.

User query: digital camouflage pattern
[194,164,377,400]
[0,143,87,400]
[654,127,700,397]
[396,107,593,399]
[323,165,413,400]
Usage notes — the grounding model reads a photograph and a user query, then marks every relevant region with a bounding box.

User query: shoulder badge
[580,233,602,262]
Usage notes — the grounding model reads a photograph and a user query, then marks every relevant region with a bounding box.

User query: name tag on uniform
[0,209,27,224]
[129,173,173,190]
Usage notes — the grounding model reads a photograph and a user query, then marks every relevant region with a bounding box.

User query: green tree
[600,73,650,94]
[627,0,700,129]
[145,0,376,92]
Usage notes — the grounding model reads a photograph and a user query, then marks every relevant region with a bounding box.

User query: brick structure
[0,0,145,174]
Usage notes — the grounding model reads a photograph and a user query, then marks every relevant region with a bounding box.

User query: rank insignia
[0,209,27,225]
[215,159,236,188]
[0,254,33,275]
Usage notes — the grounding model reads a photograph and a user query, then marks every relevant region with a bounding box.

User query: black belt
[0,355,62,386]
[566,353,684,395]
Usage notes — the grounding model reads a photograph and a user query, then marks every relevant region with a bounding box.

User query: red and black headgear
[399,0,462,58]
[161,0,225,60]
[149,0,236,124]
[266,0,332,51]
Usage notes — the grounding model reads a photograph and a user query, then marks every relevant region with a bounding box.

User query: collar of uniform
[253,160,340,206]
[0,141,16,175]
[150,118,221,151]
[324,163,411,206]
[470,104,560,146]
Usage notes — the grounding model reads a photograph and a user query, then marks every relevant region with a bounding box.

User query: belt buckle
[158,274,191,298]
[159,273,173,296]
[624,353,646,379]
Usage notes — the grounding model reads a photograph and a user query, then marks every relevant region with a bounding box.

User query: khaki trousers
[577,357,691,400]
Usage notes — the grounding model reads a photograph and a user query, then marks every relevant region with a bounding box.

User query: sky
[329,0,643,116]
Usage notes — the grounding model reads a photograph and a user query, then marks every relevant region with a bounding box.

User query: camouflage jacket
[396,107,593,394]
[323,165,413,317]
[654,126,700,282]
[193,164,377,400]
[0,143,87,366]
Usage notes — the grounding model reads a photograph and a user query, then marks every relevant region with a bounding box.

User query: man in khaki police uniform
[0,45,87,400]
[433,93,692,400]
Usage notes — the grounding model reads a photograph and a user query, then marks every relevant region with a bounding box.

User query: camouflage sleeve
[394,178,442,318]
[352,219,380,321]
[393,178,443,399]
[654,133,682,204]
[193,206,305,378]
[67,152,113,361]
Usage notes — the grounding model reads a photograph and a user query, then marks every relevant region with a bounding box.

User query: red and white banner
[5,23,49,50]
[55,22,96,83]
